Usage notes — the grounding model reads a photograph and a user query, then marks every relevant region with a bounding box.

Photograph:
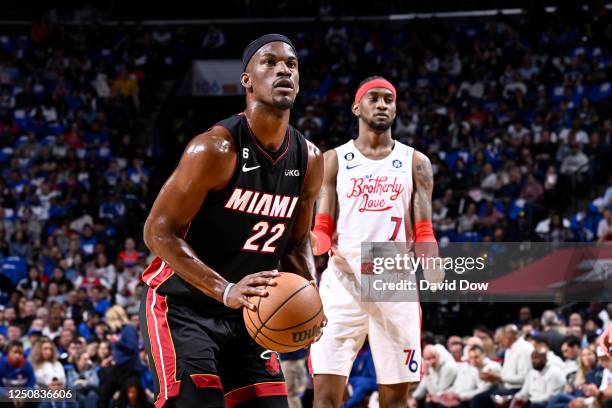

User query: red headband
[354,78,397,105]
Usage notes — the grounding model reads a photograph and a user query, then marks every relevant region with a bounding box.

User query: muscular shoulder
[322,148,339,176]
[412,149,431,167]
[180,126,237,191]
[412,150,434,189]
[305,139,323,165]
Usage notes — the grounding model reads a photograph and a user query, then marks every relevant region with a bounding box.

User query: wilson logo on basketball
[291,324,321,343]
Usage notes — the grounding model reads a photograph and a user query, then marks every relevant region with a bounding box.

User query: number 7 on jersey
[389,216,402,241]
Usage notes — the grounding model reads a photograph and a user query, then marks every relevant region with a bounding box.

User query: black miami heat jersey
[143,113,308,316]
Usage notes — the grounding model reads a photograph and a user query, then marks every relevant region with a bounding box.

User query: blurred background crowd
[0,1,610,407]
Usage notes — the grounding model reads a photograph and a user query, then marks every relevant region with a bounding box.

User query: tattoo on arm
[413,157,434,222]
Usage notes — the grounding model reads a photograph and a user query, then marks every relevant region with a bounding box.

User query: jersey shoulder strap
[334,140,355,161]
[212,113,243,144]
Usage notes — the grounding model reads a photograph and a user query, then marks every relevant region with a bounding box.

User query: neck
[355,125,393,150]
[244,102,290,151]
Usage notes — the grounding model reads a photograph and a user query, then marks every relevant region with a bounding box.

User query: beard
[364,116,392,131]
[271,96,294,110]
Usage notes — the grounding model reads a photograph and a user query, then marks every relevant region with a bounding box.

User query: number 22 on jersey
[243,221,286,253]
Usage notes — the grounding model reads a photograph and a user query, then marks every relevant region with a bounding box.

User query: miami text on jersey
[224,188,300,219]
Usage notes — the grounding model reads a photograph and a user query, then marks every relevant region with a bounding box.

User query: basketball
[244,272,324,353]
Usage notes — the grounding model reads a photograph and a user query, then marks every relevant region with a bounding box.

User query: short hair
[503,324,519,336]
[473,325,493,338]
[357,75,386,89]
[69,339,82,347]
[469,345,485,354]
[541,310,560,326]
[562,335,581,348]
[533,336,550,348]
[422,332,437,347]
[8,340,23,351]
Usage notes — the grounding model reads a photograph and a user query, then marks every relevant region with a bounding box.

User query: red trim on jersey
[190,374,223,390]
[243,114,291,165]
[300,139,311,196]
[141,257,174,289]
[225,382,288,408]
[307,352,313,376]
[418,304,423,380]
[146,290,181,408]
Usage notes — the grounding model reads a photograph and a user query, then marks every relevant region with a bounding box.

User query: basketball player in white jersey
[309,76,441,408]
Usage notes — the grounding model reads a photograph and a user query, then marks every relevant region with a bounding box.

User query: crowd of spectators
[0,21,183,407]
[289,13,612,245]
[0,6,610,408]
[406,306,612,408]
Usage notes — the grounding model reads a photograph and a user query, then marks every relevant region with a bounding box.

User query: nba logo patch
[392,160,402,168]
[345,152,355,161]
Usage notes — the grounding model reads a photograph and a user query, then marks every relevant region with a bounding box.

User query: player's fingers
[254,270,280,278]
[310,328,324,344]
[246,277,277,287]
[249,270,279,283]
[238,297,257,311]
[241,286,269,297]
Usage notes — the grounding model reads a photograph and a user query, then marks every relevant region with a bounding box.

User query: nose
[375,98,388,110]
[276,61,291,76]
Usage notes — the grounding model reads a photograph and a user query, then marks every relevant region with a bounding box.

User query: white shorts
[310,262,422,384]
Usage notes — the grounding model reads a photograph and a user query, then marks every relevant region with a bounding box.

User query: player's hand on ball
[226,270,280,310]
[308,279,327,344]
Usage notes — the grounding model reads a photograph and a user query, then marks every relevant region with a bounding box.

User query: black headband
[241,34,296,72]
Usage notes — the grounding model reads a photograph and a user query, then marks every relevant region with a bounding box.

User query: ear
[351,102,360,117]
[240,72,251,90]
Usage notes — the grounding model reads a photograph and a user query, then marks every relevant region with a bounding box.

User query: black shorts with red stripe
[140,286,288,408]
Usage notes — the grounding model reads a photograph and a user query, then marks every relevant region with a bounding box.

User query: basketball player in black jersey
[140,34,324,408]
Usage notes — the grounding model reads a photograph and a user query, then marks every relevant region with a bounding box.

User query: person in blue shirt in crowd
[98,305,142,408]
[65,350,99,408]
[0,340,36,388]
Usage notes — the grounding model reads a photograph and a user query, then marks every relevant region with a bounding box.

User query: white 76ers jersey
[332,140,414,274]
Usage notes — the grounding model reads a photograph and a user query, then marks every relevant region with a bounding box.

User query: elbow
[143,216,162,253]
[143,216,179,256]
[143,218,153,252]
